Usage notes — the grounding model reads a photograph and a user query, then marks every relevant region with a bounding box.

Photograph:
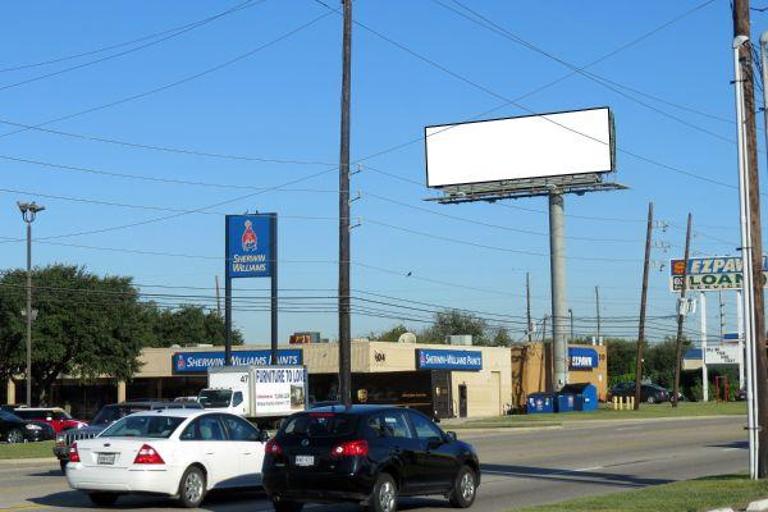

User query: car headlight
[55,434,66,444]
[25,424,42,431]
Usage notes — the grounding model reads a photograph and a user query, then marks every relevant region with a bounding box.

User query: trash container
[560,383,598,412]
[526,393,555,414]
[556,393,575,413]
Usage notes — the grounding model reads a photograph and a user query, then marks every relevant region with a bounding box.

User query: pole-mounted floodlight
[17,200,44,407]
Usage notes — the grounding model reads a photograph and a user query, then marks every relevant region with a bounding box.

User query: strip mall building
[3,341,607,419]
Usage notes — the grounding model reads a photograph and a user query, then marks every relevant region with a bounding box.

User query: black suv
[263,405,480,512]
[609,382,670,404]
[53,400,201,472]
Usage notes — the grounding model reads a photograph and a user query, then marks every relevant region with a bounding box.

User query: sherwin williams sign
[226,215,273,278]
[669,256,768,292]
[416,349,482,371]
[568,347,599,370]
[172,349,302,374]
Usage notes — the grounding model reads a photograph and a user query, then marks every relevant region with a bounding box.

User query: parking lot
[0,416,746,512]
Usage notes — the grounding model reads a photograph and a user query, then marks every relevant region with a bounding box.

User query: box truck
[198,365,307,422]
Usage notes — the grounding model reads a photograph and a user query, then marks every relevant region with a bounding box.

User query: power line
[0,0,262,92]
[0,11,333,142]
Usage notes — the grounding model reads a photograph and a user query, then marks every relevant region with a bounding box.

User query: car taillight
[68,442,80,463]
[330,440,368,458]
[134,444,164,464]
[265,438,282,456]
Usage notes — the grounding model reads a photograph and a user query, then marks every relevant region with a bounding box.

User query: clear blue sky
[0,0,754,345]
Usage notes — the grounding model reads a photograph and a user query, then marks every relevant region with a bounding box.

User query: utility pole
[595,286,601,343]
[634,202,653,410]
[700,292,709,403]
[215,275,222,317]
[337,0,353,407]
[549,191,568,390]
[672,213,693,408]
[734,0,768,478]
[17,201,44,407]
[526,273,533,343]
[718,291,725,341]
[568,309,574,343]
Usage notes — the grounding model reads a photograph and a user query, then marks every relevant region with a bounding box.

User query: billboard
[669,256,768,291]
[416,349,482,371]
[425,107,614,188]
[226,214,273,278]
[172,349,302,374]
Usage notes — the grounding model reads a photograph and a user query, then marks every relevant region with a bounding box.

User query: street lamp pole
[17,201,44,407]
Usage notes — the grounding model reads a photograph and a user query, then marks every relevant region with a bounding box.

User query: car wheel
[449,465,478,508]
[646,395,656,404]
[60,460,68,473]
[6,428,24,444]
[177,466,206,508]
[368,473,398,512]
[272,499,303,512]
[88,492,118,507]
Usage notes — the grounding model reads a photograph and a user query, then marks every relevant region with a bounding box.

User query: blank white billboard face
[425,107,614,188]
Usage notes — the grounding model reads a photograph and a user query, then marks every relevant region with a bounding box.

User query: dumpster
[526,393,555,414]
[556,393,575,413]
[560,383,598,412]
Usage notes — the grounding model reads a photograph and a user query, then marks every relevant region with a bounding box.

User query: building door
[458,384,468,418]
[430,371,452,419]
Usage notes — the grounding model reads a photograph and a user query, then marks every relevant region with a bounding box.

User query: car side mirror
[427,436,443,450]
[258,430,270,442]
[445,431,457,442]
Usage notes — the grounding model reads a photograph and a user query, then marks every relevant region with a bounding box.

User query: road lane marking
[574,465,604,472]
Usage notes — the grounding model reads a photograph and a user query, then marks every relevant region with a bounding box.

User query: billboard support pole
[701,292,709,403]
[738,289,745,390]
[549,191,568,390]
[224,216,232,366]
[271,214,278,365]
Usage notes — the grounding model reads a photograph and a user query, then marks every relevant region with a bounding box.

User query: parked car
[13,407,87,433]
[0,409,55,443]
[65,409,269,507]
[54,400,203,473]
[263,405,480,512]
[609,382,670,404]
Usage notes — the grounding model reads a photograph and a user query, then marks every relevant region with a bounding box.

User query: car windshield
[281,412,358,437]
[101,415,185,438]
[198,390,232,408]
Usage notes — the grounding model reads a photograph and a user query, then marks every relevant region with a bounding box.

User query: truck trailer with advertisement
[198,365,307,424]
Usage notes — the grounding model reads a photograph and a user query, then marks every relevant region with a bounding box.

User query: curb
[0,457,56,465]
[443,414,741,431]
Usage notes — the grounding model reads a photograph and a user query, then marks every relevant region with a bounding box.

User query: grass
[515,475,768,512]
[0,440,55,460]
[449,401,745,429]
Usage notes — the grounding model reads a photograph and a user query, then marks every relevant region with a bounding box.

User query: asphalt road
[0,416,746,512]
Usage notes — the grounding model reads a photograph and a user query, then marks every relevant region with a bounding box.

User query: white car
[66,409,268,507]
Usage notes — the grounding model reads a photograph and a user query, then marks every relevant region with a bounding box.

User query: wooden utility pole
[526,273,533,342]
[734,0,768,477]
[595,285,601,343]
[338,0,353,407]
[672,213,693,408]
[634,202,653,410]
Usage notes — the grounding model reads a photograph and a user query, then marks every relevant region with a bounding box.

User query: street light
[17,201,44,407]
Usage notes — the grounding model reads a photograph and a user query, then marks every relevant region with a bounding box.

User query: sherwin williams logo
[241,220,258,252]
[176,356,186,371]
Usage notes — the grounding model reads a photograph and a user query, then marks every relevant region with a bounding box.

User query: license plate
[97,453,116,465]
[294,455,314,467]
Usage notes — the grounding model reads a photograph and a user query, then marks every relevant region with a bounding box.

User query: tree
[421,310,488,345]
[490,327,512,347]
[0,265,152,404]
[146,305,243,347]
[370,324,409,342]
